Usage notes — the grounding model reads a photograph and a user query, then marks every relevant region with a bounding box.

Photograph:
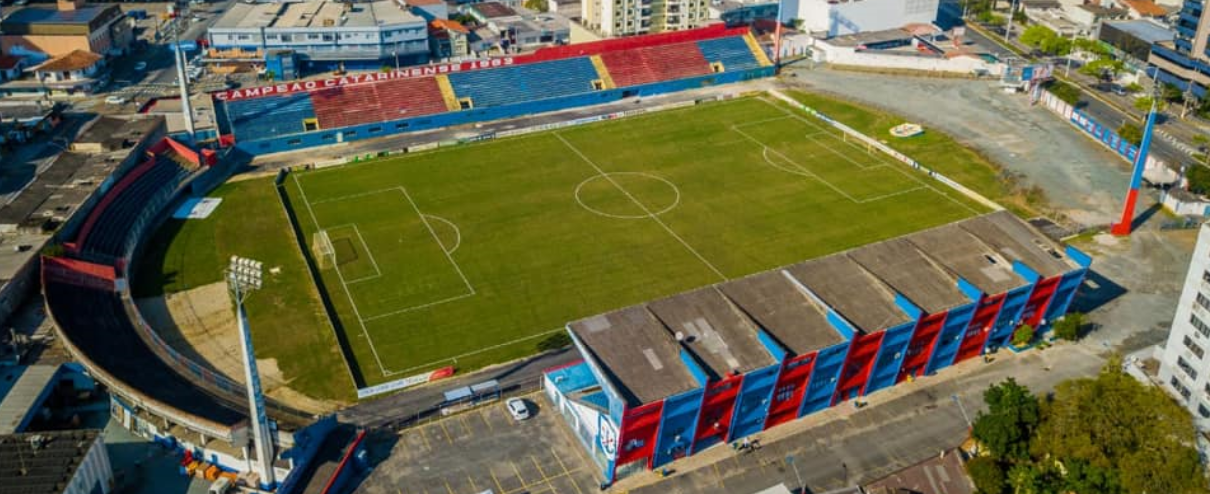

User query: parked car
[506,398,530,421]
[133,61,147,71]
[104,95,128,105]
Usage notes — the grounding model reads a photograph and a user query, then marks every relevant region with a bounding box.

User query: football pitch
[281,95,989,385]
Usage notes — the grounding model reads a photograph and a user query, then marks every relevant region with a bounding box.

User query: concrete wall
[813,41,999,75]
[797,0,940,37]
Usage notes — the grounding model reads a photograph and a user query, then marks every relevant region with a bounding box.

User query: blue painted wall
[925,302,976,374]
[728,363,781,440]
[799,343,849,416]
[1041,268,1087,331]
[651,388,703,469]
[229,67,774,156]
[864,321,915,394]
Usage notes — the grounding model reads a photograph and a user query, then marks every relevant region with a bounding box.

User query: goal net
[312,230,335,269]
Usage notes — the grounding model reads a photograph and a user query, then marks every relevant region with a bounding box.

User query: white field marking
[731,115,795,128]
[751,133,929,204]
[308,187,401,205]
[396,186,475,295]
[387,327,568,376]
[555,133,728,281]
[422,214,462,254]
[756,97,982,215]
[291,174,392,376]
[323,223,383,284]
[802,132,893,171]
[573,172,681,220]
[362,292,476,322]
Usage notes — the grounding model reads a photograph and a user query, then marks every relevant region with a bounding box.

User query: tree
[965,456,1006,494]
[1078,58,1124,79]
[1031,358,1209,494]
[523,0,548,12]
[978,11,1006,26]
[1046,80,1081,106]
[1134,95,1166,113]
[1123,82,1144,94]
[1161,82,1185,103]
[1052,312,1084,341]
[972,378,1040,461]
[1011,324,1033,347]
[1116,123,1142,147]
[1186,164,1210,196]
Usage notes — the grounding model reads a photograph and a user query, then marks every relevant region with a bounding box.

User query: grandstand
[213,25,775,155]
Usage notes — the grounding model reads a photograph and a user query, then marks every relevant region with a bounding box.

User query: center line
[555,133,728,281]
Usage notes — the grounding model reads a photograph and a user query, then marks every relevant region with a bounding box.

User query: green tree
[1031,358,1209,494]
[965,456,1006,494]
[1117,123,1142,146]
[1134,95,1166,113]
[1011,324,1033,347]
[1078,58,1124,79]
[1019,25,1055,50]
[1162,82,1186,103]
[1052,312,1084,341]
[972,378,1040,460]
[1123,82,1144,94]
[1186,164,1210,196]
[1073,38,1111,58]
[1046,80,1081,106]
[978,11,1006,26]
[523,0,548,12]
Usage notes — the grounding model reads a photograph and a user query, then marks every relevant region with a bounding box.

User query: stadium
[37,23,1091,490]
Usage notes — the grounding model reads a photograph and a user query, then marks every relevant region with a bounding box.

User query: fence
[1035,90,1171,175]
[765,89,1005,212]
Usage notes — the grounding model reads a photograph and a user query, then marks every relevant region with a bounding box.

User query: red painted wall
[898,312,946,383]
[764,352,815,430]
[692,374,743,447]
[834,331,884,403]
[616,401,663,468]
[955,293,1005,363]
[1020,276,1061,331]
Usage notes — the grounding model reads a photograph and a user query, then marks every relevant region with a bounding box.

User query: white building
[1159,223,1210,430]
[788,0,940,38]
[581,0,711,37]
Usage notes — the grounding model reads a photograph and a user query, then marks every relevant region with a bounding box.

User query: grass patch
[785,90,1042,217]
[135,180,355,402]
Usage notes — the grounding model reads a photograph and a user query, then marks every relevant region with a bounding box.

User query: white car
[104,95,127,105]
[133,61,147,71]
[506,398,530,421]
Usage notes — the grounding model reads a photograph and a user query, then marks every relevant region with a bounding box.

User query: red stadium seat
[600,42,712,88]
[311,77,448,129]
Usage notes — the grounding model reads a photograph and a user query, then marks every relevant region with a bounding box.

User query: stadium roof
[787,256,912,332]
[570,306,699,406]
[647,287,776,380]
[718,270,845,355]
[959,211,1078,278]
[213,0,421,30]
[847,237,972,315]
[907,223,1028,295]
[0,429,101,494]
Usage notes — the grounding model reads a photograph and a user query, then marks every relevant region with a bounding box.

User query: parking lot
[356,393,602,494]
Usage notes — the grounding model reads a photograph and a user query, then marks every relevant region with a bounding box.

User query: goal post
[312,230,335,269]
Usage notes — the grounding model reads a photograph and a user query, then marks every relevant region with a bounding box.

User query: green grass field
[138,91,1013,401]
[281,95,988,386]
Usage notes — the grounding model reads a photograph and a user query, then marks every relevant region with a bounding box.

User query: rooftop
[959,211,1077,278]
[569,306,699,406]
[864,448,975,494]
[1,5,110,25]
[847,237,971,314]
[825,28,911,47]
[1103,19,1173,44]
[73,115,162,152]
[0,366,58,435]
[430,18,469,34]
[647,287,775,380]
[0,429,102,494]
[717,270,845,355]
[1119,0,1166,17]
[907,223,1027,295]
[31,50,102,72]
[787,255,911,332]
[213,0,421,30]
[0,56,22,71]
[472,2,518,18]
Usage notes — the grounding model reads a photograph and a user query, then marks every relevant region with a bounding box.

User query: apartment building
[1148,0,1209,99]
[1158,223,1210,430]
[581,0,711,37]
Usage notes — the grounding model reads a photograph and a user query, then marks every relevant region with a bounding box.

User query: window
[1191,314,1210,338]
[1185,335,1206,359]
[1200,403,1210,419]
[1178,356,1199,380]
[281,34,292,42]
[237,34,252,41]
[774,385,795,403]
[368,126,382,133]
[321,134,335,141]
[344,130,357,137]
[1201,270,1210,283]
[1171,376,1192,400]
[266,34,279,40]
[394,122,409,130]
[1197,292,1210,311]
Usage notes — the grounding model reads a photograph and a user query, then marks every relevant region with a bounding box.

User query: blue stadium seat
[226,93,316,142]
[697,37,762,72]
[447,57,599,108]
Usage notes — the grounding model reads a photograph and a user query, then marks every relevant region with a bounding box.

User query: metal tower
[227,256,275,489]
[1110,96,1159,236]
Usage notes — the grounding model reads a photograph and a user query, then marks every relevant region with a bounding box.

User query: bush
[1117,123,1142,146]
[967,456,1007,494]
[1047,81,1081,106]
[978,11,1006,26]
[1053,312,1084,341]
[1012,324,1034,347]
[1187,164,1210,196]
[536,331,572,352]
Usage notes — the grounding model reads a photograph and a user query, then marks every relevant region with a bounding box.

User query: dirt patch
[136,282,339,414]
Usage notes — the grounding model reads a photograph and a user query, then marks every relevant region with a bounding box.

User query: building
[710,0,778,27]
[0,0,132,59]
[1148,0,1209,99]
[1118,0,1168,19]
[407,0,450,21]
[864,448,975,494]
[464,5,572,54]
[205,0,429,72]
[430,19,471,60]
[1158,223,1210,430]
[27,49,106,96]
[0,430,113,494]
[581,0,713,37]
[545,211,1090,484]
[807,27,1003,76]
[791,0,940,38]
[1099,19,1172,66]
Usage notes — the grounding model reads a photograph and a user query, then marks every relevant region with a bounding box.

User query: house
[429,19,471,60]
[0,0,132,59]
[1118,0,1168,18]
[27,49,106,95]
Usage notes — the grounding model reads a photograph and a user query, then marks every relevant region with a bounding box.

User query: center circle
[574,172,681,220]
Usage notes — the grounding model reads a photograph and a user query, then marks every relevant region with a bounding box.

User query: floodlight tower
[1110,91,1159,236]
[227,256,275,489]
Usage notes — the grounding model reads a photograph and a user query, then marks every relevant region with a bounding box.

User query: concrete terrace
[907,223,1028,296]
[960,211,1079,279]
[569,306,699,407]
[647,287,776,381]
[847,238,972,315]
[786,256,911,333]
[718,270,845,356]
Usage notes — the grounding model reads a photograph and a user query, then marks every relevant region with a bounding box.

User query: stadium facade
[544,212,1091,483]
[212,25,774,156]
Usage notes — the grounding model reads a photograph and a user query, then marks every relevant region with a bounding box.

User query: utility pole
[227,256,275,490]
[1004,0,1019,43]
[1064,29,1078,78]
